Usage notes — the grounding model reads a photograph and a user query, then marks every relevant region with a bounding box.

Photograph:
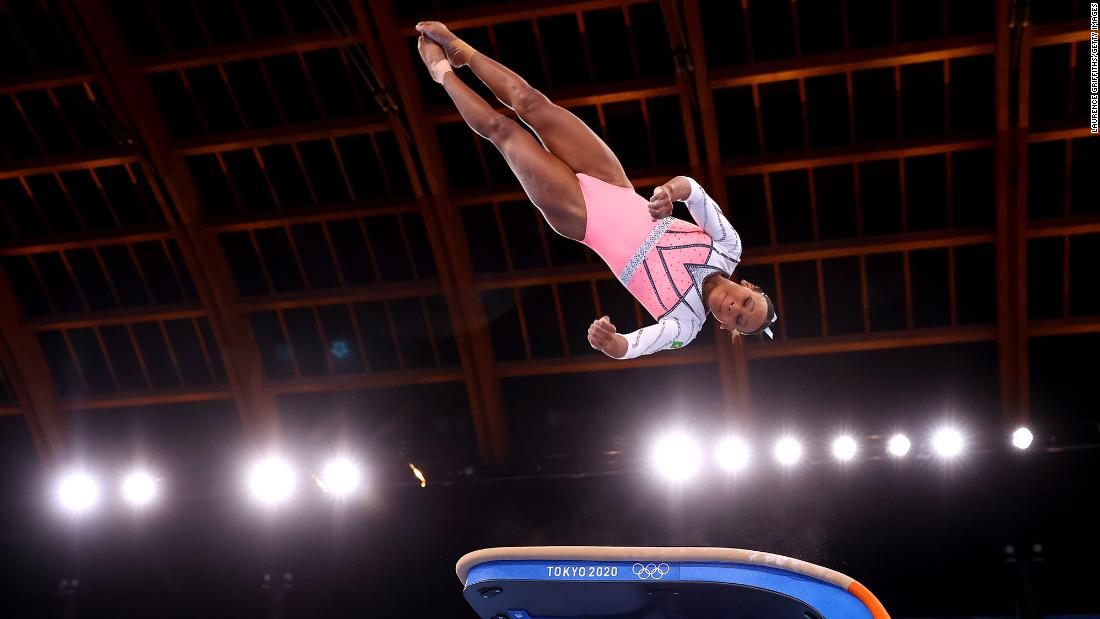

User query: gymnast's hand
[647,185,674,221]
[648,177,689,221]
[587,316,628,358]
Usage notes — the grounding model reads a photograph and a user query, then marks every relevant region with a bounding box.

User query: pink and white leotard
[577,174,742,359]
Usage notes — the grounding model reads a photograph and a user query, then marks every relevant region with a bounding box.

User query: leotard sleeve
[682,177,742,262]
[616,316,702,360]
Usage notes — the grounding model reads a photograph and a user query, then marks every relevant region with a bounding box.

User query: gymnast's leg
[418,36,588,241]
[417,21,632,190]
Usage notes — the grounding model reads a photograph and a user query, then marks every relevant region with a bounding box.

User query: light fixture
[832,435,858,462]
[773,437,802,466]
[716,437,750,473]
[932,428,964,458]
[319,457,362,497]
[652,433,702,481]
[887,434,911,457]
[121,470,159,507]
[57,471,99,515]
[1012,427,1033,450]
[248,456,296,506]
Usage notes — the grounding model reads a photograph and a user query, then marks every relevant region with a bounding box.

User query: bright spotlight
[832,435,858,461]
[248,456,296,506]
[121,470,159,507]
[773,437,802,466]
[319,457,362,497]
[653,433,702,481]
[56,471,99,515]
[887,434,911,457]
[932,428,964,458]
[1012,427,1034,450]
[716,437,750,472]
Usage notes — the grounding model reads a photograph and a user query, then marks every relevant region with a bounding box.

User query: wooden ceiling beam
[0,226,173,256]
[1029,316,1100,338]
[709,34,994,89]
[25,305,206,331]
[497,325,1001,375]
[265,367,465,395]
[59,387,234,411]
[496,346,719,378]
[362,0,510,464]
[0,149,137,181]
[174,115,393,156]
[747,325,996,359]
[992,0,1029,425]
[237,281,445,311]
[724,134,994,176]
[1027,122,1097,143]
[136,31,359,74]
[0,72,93,96]
[1030,19,1093,46]
[206,201,421,233]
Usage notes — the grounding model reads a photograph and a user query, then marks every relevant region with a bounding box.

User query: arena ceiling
[0,0,1095,473]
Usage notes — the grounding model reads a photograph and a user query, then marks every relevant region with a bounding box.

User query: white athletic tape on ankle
[432,59,453,82]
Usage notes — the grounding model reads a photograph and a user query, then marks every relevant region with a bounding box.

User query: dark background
[1,0,1098,617]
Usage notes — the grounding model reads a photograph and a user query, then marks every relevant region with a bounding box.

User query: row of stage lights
[652,426,1036,481]
[54,426,1037,514]
[53,455,381,517]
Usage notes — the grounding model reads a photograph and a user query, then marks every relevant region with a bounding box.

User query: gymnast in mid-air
[416,22,778,360]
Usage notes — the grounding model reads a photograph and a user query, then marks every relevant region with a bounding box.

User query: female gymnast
[416,22,778,360]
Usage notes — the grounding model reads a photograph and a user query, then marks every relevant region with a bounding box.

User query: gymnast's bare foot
[415,20,475,67]
[417,35,452,84]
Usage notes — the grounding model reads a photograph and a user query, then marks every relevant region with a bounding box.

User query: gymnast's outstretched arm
[587,315,702,360]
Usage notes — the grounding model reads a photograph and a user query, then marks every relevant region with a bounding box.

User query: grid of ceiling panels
[703,0,998,342]
[0,0,116,182]
[0,0,1094,450]
[117,0,464,385]
[1026,26,1100,324]
[1025,1,1099,328]
[699,0,998,345]
[0,164,166,239]
[0,81,118,161]
[0,232,226,399]
[0,2,226,407]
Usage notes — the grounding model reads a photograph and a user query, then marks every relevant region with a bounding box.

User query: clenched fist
[587,315,628,358]
[648,176,691,221]
[647,185,673,221]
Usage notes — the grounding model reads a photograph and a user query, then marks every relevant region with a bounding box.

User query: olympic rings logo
[631,562,670,580]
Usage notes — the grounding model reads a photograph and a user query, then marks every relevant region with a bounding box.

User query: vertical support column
[0,269,65,460]
[994,0,1029,425]
[679,0,753,424]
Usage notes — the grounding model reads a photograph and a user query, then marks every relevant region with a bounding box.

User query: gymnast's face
[708,278,770,335]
